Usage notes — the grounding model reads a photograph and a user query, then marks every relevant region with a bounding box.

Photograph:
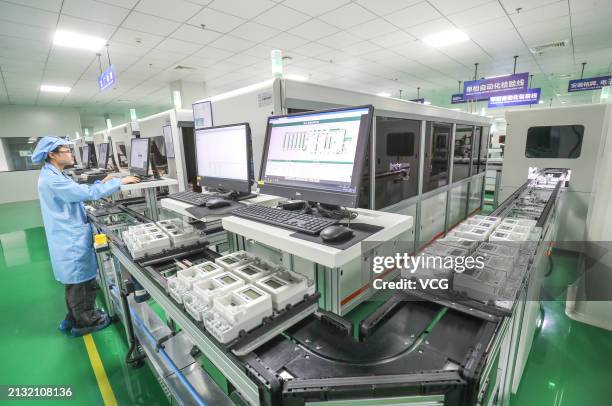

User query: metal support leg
[95,248,116,318]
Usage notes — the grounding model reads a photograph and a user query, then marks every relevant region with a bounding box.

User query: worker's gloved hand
[101,175,115,184]
[121,176,141,185]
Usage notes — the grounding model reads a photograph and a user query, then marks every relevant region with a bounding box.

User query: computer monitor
[259,105,373,208]
[194,123,253,193]
[115,142,128,168]
[98,143,109,169]
[81,144,90,169]
[129,138,150,176]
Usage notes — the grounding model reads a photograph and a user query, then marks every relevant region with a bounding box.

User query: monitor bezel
[129,137,150,177]
[195,122,253,193]
[259,105,373,208]
[97,142,110,169]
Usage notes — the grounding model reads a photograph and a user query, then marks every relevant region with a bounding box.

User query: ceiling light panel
[40,84,71,93]
[422,29,469,48]
[53,30,106,51]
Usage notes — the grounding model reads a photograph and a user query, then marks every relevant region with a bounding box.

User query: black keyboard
[231,205,338,235]
[168,191,221,206]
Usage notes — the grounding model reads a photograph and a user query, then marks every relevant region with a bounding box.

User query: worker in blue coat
[33,136,140,337]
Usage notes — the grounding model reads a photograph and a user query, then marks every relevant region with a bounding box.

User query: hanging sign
[568,75,611,92]
[451,93,488,104]
[463,72,528,100]
[98,64,116,92]
[451,93,465,104]
[488,88,541,108]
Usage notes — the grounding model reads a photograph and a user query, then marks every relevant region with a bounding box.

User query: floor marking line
[83,333,118,406]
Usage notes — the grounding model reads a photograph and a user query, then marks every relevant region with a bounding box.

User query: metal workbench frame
[109,243,262,406]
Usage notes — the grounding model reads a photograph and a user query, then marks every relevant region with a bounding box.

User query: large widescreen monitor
[259,105,373,208]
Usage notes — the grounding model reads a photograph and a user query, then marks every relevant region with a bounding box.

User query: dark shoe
[58,319,74,332]
[70,314,111,337]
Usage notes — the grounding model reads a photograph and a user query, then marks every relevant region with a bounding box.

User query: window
[525,125,584,158]
[386,132,415,156]
[0,137,43,172]
[374,117,420,208]
[423,122,451,192]
[453,125,473,182]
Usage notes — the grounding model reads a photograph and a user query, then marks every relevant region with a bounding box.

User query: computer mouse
[320,225,354,243]
[206,198,231,209]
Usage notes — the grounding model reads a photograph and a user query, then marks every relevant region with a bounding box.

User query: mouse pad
[185,201,246,219]
[290,222,383,250]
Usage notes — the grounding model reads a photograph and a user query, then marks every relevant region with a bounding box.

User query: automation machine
[167,123,255,208]
[232,106,372,242]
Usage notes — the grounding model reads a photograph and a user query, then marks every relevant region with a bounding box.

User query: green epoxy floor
[1,199,612,405]
[0,201,168,405]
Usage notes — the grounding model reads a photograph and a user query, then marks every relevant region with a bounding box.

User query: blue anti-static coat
[38,163,122,284]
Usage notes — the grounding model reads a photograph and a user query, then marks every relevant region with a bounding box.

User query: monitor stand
[278,201,350,218]
[214,189,256,202]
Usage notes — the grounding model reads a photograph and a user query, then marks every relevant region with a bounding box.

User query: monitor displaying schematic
[259,105,373,208]
[98,142,109,169]
[129,138,150,176]
[195,123,253,193]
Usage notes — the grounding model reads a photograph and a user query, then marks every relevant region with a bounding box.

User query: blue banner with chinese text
[463,72,529,100]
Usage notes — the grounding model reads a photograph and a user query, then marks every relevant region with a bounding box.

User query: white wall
[0,105,82,204]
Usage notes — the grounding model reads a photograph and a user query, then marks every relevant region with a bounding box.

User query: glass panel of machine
[130,138,149,170]
[525,125,584,158]
[471,126,482,174]
[479,126,490,172]
[195,124,249,181]
[423,122,452,192]
[374,116,420,209]
[453,125,473,182]
[262,107,370,195]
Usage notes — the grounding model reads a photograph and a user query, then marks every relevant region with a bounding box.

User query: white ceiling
[0,0,611,129]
